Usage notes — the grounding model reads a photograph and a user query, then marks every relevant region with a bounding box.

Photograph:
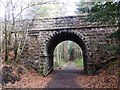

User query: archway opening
[46,31,88,73]
[53,40,84,70]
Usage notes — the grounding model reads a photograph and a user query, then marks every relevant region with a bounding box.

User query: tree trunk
[4,32,8,62]
[11,12,18,61]
[117,19,120,88]
[4,17,8,62]
[14,33,18,61]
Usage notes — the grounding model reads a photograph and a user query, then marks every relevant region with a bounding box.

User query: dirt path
[3,61,85,88]
[46,61,84,88]
[2,61,118,88]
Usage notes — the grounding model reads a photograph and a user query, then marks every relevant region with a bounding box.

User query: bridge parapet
[29,14,117,32]
[21,14,118,76]
[30,14,97,30]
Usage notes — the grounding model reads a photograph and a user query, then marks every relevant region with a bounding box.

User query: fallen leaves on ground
[2,65,52,88]
[76,65,118,88]
[2,62,119,88]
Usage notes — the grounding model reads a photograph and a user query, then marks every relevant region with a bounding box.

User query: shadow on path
[45,61,85,88]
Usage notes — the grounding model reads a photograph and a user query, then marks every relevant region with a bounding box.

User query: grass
[54,58,84,68]
[54,59,67,68]
[73,58,84,68]
[59,60,67,66]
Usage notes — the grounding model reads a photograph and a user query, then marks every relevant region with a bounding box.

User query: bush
[2,66,21,84]
[74,58,83,68]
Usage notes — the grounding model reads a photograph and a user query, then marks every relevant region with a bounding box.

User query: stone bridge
[22,14,117,76]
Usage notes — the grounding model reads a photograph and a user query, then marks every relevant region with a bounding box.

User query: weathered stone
[21,14,117,76]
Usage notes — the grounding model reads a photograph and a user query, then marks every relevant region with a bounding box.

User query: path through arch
[44,30,91,75]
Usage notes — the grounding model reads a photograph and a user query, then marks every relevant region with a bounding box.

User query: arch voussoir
[26,15,116,76]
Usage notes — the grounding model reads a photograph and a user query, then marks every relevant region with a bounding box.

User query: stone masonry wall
[24,14,117,75]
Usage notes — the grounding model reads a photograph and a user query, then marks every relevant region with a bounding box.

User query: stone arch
[43,30,91,75]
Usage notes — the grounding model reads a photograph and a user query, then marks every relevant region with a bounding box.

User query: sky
[0,0,31,18]
[0,0,80,19]
[61,0,79,16]
[0,0,119,19]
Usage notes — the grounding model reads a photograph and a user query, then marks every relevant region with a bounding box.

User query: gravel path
[46,61,84,88]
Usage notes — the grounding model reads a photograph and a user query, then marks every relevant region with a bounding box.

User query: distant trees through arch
[53,40,83,68]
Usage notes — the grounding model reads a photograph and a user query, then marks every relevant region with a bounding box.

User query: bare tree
[0,0,36,62]
[1,0,59,63]
[1,1,11,62]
